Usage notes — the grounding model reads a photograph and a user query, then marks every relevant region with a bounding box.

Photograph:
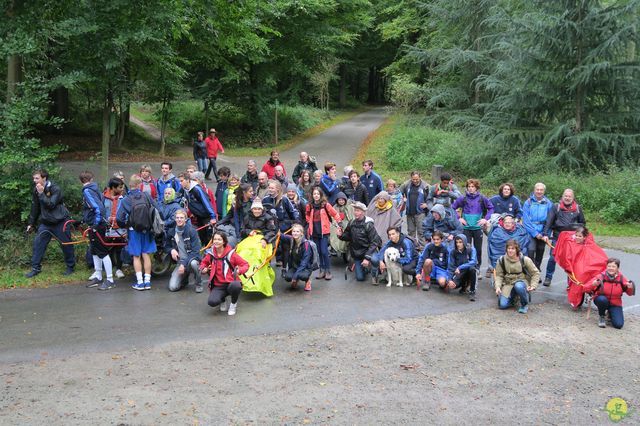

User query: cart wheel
[152,251,173,277]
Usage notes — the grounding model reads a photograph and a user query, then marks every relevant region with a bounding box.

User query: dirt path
[1,302,637,424]
[129,115,161,141]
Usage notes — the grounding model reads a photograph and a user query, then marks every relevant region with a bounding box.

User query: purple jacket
[451,191,494,222]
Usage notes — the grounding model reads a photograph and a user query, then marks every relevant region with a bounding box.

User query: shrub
[382,114,640,224]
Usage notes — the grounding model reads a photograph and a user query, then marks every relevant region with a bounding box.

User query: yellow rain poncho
[235,234,276,297]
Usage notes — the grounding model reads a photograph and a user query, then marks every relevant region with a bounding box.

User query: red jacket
[139,177,158,200]
[261,159,286,179]
[205,135,224,158]
[102,189,121,228]
[583,272,634,307]
[200,245,249,286]
[305,202,341,236]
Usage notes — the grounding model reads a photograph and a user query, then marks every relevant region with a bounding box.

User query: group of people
[24,135,635,326]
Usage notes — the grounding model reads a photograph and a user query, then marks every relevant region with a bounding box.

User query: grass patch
[0,258,93,290]
[357,113,640,235]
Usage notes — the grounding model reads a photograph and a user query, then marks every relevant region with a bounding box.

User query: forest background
[1,0,639,278]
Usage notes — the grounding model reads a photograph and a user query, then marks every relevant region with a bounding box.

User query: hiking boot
[422,281,431,291]
[63,267,74,276]
[195,284,204,293]
[228,302,237,316]
[468,291,476,302]
[371,275,379,286]
[144,281,151,290]
[485,267,493,278]
[316,271,326,280]
[86,278,102,288]
[115,269,125,279]
[220,297,229,312]
[25,269,41,279]
[518,305,529,314]
[598,316,606,328]
[304,281,312,291]
[543,277,552,287]
[291,280,298,289]
[97,280,115,291]
[324,272,332,280]
[132,282,145,291]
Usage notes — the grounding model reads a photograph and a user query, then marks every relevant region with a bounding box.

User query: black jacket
[339,216,381,260]
[291,160,318,184]
[343,182,370,206]
[241,212,277,243]
[543,203,586,237]
[28,180,70,226]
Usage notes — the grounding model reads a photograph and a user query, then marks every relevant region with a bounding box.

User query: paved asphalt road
[2,108,638,364]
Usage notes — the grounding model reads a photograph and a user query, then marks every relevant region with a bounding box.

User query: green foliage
[0,81,64,226]
[387,0,640,172]
[382,115,640,225]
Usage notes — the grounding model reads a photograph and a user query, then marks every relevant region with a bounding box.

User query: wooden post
[274,99,279,145]
[431,165,444,183]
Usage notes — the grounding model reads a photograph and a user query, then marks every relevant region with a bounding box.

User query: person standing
[291,152,317,184]
[193,131,208,173]
[360,159,384,202]
[399,171,429,244]
[522,182,553,272]
[204,128,225,181]
[116,174,158,290]
[156,162,182,205]
[179,172,217,245]
[305,187,342,281]
[451,179,494,277]
[102,177,126,279]
[241,160,259,190]
[25,169,75,278]
[261,150,286,179]
[542,188,585,286]
[80,171,114,290]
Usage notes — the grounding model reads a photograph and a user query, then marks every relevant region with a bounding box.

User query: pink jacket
[305,202,341,236]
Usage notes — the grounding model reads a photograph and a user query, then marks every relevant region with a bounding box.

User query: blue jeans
[545,237,558,279]
[312,234,330,272]
[31,222,76,271]
[499,280,529,309]
[196,158,208,173]
[354,258,369,281]
[593,295,624,329]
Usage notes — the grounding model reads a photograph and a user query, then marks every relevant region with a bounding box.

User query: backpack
[304,240,320,271]
[128,192,154,232]
[499,255,530,278]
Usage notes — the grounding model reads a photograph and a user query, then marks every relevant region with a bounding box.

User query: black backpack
[128,192,154,232]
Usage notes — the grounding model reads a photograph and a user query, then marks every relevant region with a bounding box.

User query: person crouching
[200,232,249,316]
[282,224,315,291]
[166,209,205,293]
[494,239,540,313]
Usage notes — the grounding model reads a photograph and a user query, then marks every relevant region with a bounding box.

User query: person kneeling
[415,230,450,291]
[447,234,478,301]
[494,239,540,313]
[282,224,315,291]
[200,232,249,316]
[166,209,205,293]
[583,258,635,329]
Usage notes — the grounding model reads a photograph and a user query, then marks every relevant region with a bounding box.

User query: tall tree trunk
[367,66,375,103]
[159,98,168,156]
[101,91,112,186]
[339,64,347,108]
[204,100,209,131]
[6,55,22,102]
